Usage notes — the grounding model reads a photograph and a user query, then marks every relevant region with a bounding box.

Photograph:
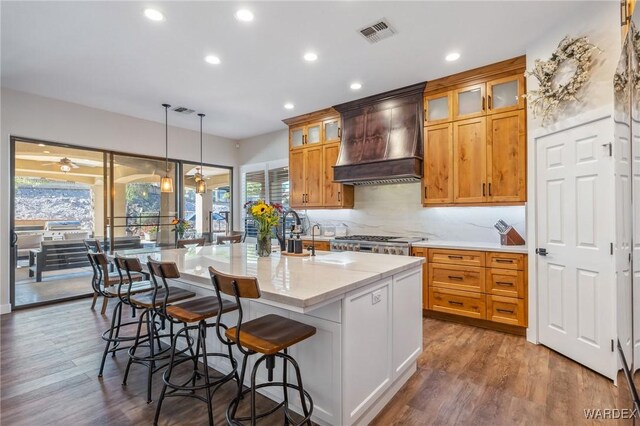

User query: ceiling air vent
[173,106,195,114]
[359,19,395,44]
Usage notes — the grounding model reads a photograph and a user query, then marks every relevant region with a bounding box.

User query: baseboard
[0,304,12,314]
[424,309,526,336]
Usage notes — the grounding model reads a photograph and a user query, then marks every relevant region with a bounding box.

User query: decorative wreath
[525,35,601,124]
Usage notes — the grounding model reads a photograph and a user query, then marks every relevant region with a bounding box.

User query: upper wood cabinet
[453,83,486,120]
[289,145,323,208]
[323,117,341,144]
[422,56,527,206]
[323,143,354,207]
[284,108,353,209]
[290,121,323,149]
[424,92,453,126]
[423,123,453,205]
[453,117,487,203]
[486,110,526,202]
[487,74,525,114]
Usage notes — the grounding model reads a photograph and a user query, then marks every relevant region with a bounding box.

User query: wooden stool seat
[166,296,237,323]
[225,314,316,355]
[129,287,195,308]
[104,280,154,297]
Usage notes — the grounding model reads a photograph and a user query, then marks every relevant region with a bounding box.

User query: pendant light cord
[199,113,205,173]
[163,103,170,173]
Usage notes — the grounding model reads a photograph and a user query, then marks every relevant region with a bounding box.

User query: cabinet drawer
[302,240,330,251]
[428,249,485,267]
[429,287,485,319]
[486,252,524,270]
[430,264,485,293]
[486,268,524,298]
[486,295,526,326]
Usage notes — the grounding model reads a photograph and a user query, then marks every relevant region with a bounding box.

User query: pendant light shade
[196,113,207,194]
[161,103,174,193]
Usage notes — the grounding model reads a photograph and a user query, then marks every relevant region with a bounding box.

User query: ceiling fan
[42,157,80,173]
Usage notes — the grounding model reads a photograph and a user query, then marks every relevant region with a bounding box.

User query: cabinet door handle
[621,0,628,25]
[338,191,341,202]
[496,308,515,314]
[448,255,463,260]
[482,96,486,111]
[338,127,342,138]
[424,186,428,199]
[448,275,464,281]
[448,300,464,306]
[482,183,486,196]
[488,95,492,110]
[496,281,514,287]
[488,183,492,196]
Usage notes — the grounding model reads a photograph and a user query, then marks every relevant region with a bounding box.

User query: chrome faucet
[276,209,301,252]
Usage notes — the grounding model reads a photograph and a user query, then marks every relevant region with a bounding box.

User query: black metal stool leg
[283,349,290,426]
[111,301,124,357]
[98,299,120,377]
[250,355,268,426]
[123,308,148,386]
[290,354,312,426]
[146,309,156,403]
[199,322,214,426]
[154,325,187,426]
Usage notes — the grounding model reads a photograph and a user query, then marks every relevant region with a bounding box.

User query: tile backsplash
[303,183,526,244]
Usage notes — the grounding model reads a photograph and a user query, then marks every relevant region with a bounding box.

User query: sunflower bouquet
[245,200,283,256]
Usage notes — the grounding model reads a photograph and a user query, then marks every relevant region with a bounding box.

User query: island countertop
[116,244,424,310]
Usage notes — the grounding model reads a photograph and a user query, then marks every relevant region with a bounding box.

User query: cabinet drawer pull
[488,183,492,196]
[496,308,515,314]
[448,300,464,306]
[495,258,514,264]
[447,255,463,260]
[495,281,514,287]
[448,275,464,281]
[482,183,486,196]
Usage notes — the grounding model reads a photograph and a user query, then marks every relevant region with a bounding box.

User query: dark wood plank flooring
[0,299,632,425]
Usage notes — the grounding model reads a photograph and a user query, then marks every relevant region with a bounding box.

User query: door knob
[536,248,548,256]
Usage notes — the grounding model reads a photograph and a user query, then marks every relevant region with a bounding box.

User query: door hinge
[603,142,612,157]
[610,243,614,255]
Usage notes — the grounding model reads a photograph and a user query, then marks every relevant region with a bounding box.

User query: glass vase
[256,233,272,257]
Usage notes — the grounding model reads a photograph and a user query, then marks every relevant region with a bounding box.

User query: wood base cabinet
[422,248,528,332]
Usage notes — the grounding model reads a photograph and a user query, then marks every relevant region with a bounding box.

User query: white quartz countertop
[115,244,424,309]
[411,240,528,254]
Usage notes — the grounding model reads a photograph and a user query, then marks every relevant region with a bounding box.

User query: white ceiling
[2,1,593,140]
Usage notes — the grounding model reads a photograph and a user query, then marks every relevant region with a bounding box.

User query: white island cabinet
[121,244,424,426]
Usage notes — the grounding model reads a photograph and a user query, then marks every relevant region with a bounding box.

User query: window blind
[268,166,289,210]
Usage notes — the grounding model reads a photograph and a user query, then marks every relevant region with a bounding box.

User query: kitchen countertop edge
[411,240,528,254]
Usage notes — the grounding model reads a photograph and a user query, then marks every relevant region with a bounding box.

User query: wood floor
[0,299,633,425]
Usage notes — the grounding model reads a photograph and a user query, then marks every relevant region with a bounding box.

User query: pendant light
[196,113,207,194]
[160,103,174,193]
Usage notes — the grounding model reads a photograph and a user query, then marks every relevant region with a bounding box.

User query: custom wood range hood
[332,82,427,185]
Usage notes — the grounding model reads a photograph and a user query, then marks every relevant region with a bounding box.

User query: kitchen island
[117,244,424,426]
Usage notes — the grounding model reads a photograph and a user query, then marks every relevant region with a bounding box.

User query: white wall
[0,88,240,313]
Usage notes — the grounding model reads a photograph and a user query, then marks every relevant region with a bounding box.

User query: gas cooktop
[330,235,426,255]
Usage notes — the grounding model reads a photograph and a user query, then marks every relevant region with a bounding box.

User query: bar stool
[90,253,156,377]
[87,247,144,314]
[153,275,240,425]
[122,257,196,403]
[209,266,316,426]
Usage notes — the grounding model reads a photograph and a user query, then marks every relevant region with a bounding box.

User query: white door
[536,117,616,379]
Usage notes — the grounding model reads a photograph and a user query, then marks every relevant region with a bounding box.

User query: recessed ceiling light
[284,103,294,110]
[235,9,254,22]
[144,8,165,22]
[204,55,221,65]
[445,52,460,62]
[350,82,362,90]
[303,52,318,62]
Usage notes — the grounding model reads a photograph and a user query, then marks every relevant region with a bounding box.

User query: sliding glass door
[10,137,232,309]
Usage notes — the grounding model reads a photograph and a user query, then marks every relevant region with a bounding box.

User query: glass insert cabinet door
[289,126,305,148]
[453,83,486,119]
[323,117,341,143]
[306,122,322,145]
[424,92,452,125]
[487,75,525,113]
